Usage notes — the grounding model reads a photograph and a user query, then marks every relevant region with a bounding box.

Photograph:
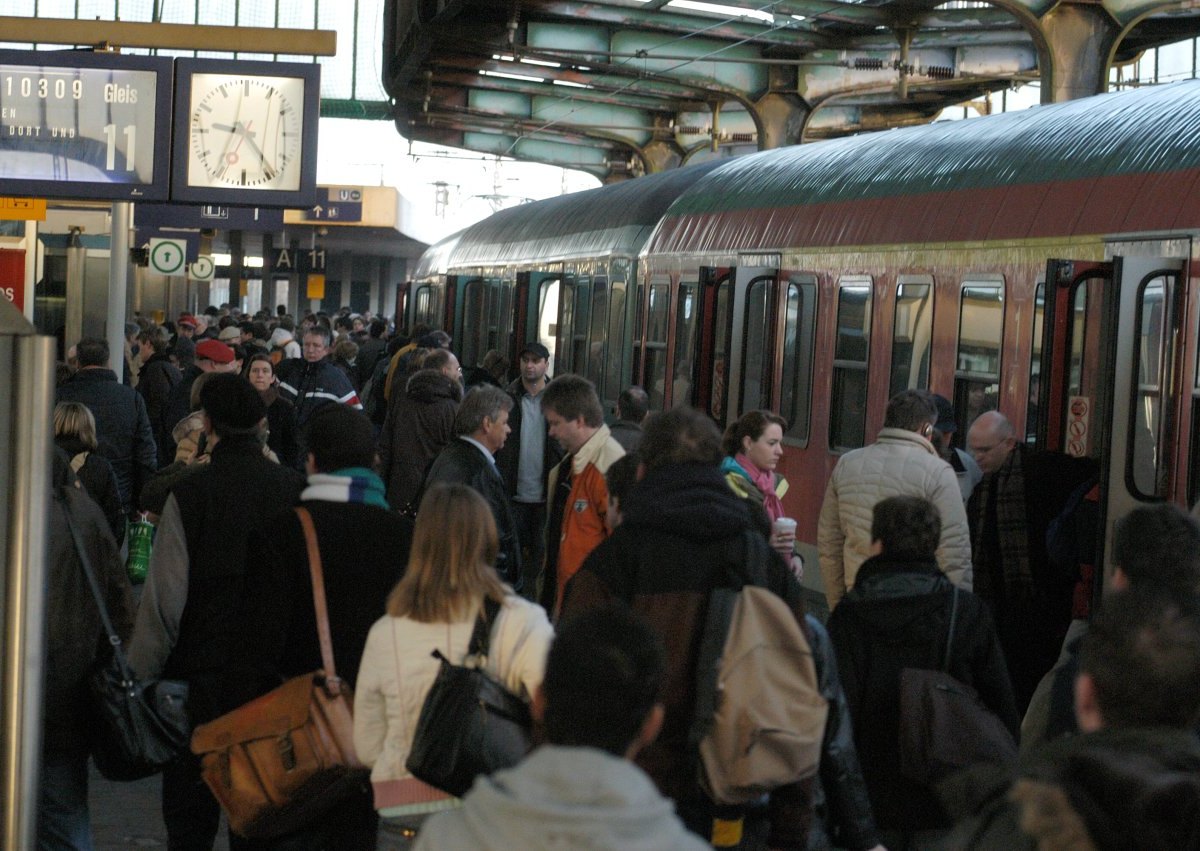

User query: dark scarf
[973,444,1032,599]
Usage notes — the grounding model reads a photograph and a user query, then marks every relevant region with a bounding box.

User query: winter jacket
[160,364,203,459]
[818,427,972,609]
[544,424,624,613]
[424,438,522,587]
[56,367,158,512]
[414,746,709,850]
[495,377,565,501]
[353,596,553,808]
[276,357,362,426]
[562,462,879,850]
[136,352,183,468]
[260,388,299,470]
[945,727,1200,850]
[55,435,125,545]
[826,555,1018,831]
[44,460,135,750]
[378,369,462,510]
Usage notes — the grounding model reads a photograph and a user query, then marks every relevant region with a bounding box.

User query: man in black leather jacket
[424,385,522,589]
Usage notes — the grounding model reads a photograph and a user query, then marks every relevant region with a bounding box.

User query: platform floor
[89,765,229,851]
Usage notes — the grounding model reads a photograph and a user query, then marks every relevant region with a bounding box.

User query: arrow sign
[148,238,187,276]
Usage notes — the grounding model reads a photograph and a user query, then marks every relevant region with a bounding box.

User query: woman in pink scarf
[720,410,803,579]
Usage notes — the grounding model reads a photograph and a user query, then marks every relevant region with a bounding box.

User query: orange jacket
[547,424,625,614]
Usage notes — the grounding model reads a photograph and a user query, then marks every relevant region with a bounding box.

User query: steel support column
[1038,2,1120,103]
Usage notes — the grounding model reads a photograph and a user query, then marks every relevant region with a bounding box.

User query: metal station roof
[383,0,1200,182]
[646,79,1200,253]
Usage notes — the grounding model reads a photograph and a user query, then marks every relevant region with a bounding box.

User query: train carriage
[411,80,1200,603]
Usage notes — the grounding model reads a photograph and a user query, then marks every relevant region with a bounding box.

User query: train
[398,80,1200,601]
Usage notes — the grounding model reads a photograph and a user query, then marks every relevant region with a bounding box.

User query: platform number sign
[148,238,187,276]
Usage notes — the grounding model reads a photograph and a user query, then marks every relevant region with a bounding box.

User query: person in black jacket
[56,336,158,516]
[827,495,1018,848]
[227,405,414,850]
[136,326,183,468]
[53,401,125,546]
[424,385,522,589]
[39,449,135,851]
[127,373,306,851]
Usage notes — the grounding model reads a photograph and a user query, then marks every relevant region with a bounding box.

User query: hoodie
[414,746,709,851]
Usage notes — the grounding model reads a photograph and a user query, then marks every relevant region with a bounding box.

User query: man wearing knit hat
[159,340,238,461]
[128,373,305,850]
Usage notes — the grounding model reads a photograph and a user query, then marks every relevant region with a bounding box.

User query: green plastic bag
[125,513,155,583]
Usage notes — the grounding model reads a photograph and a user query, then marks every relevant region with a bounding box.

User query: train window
[460,278,486,367]
[571,276,592,377]
[955,281,1004,430]
[780,277,817,444]
[587,277,608,390]
[1026,282,1045,444]
[642,284,670,410]
[414,285,433,327]
[889,277,933,398]
[606,280,627,402]
[1130,275,1173,498]
[537,278,560,374]
[740,277,774,415]
[711,277,733,420]
[673,283,698,408]
[830,279,872,451]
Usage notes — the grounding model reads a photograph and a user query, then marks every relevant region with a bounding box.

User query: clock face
[187,73,306,191]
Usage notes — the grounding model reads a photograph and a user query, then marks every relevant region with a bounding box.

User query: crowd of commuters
[38,306,1200,851]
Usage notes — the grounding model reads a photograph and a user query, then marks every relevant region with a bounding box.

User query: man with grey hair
[423,385,522,587]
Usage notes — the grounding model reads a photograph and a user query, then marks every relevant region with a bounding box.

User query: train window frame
[954,277,1005,435]
[537,277,561,375]
[829,276,872,452]
[710,273,734,422]
[781,275,817,447]
[1026,280,1046,444]
[889,275,934,399]
[1127,271,1178,501]
[586,274,609,391]
[673,281,699,409]
[640,279,671,410]
[413,284,434,327]
[738,274,775,417]
[459,277,487,367]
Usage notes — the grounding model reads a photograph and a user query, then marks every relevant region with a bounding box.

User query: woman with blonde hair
[53,401,124,545]
[354,483,552,850]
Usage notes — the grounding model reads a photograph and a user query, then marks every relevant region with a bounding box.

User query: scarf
[301,468,389,509]
[972,444,1032,600]
[733,453,785,522]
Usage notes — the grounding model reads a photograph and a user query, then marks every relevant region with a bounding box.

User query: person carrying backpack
[562,407,881,851]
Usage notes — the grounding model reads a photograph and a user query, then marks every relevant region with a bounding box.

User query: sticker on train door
[1066,396,1091,457]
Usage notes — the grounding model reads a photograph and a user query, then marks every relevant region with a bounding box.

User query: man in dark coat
[275,325,363,427]
[966,411,1096,712]
[127,373,305,851]
[160,339,238,462]
[56,335,158,515]
[424,385,522,588]
[39,449,135,850]
[608,386,648,453]
[561,407,881,851]
[136,326,184,468]
[378,350,463,510]
[827,495,1017,845]
[227,405,414,850]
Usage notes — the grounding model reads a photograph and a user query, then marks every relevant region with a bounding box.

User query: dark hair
[871,496,942,560]
[617,386,649,424]
[542,374,604,427]
[245,352,275,375]
[1114,504,1200,596]
[304,405,377,471]
[454,385,512,436]
[884,389,938,432]
[544,604,665,756]
[1080,589,1200,730]
[640,406,723,470]
[721,410,787,457]
[198,373,266,437]
[75,336,109,368]
[369,318,387,339]
[605,453,641,505]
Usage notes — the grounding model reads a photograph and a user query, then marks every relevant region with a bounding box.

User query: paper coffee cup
[773,517,797,536]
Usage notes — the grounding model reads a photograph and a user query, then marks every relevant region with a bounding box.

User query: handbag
[405,596,533,797]
[897,588,1018,786]
[190,507,368,839]
[62,490,190,781]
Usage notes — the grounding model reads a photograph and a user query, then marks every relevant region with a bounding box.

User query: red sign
[0,249,25,312]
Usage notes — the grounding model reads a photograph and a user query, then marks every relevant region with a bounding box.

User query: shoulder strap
[62,488,133,681]
[942,587,960,672]
[295,507,340,690]
[468,595,503,658]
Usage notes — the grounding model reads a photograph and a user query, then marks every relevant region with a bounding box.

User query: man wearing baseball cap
[496,341,564,600]
[930,394,983,503]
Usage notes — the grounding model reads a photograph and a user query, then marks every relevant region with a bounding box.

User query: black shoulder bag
[897,588,1017,786]
[64,490,191,780]
[405,596,532,796]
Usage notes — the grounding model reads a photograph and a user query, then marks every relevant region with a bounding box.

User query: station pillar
[1038,2,1120,103]
[755,91,809,149]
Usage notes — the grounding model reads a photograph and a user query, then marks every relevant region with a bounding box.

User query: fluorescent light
[553,79,592,88]
[212,253,232,266]
[480,69,545,83]
[667,1,775,23]
[244,256,264,268]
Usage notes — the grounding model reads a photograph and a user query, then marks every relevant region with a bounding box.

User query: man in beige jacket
[818,390,972,610]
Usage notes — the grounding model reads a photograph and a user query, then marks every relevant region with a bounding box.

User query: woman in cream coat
[354,483,553,850]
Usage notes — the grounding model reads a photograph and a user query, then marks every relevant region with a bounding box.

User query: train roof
[413,229,465,280]
[647,80,1200,255]
[440,159,725,269]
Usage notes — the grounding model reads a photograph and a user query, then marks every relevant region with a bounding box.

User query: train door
[523,271,563,375]
[1038,253,1186,586]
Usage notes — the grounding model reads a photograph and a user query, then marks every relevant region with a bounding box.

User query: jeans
[37,749,92,851]
[376,814,429,851]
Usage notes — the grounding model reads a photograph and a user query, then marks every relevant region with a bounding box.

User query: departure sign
[0,50,172,201]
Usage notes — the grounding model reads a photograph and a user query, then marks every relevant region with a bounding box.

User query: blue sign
[303,201,362,223]
[136,203,284,232]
